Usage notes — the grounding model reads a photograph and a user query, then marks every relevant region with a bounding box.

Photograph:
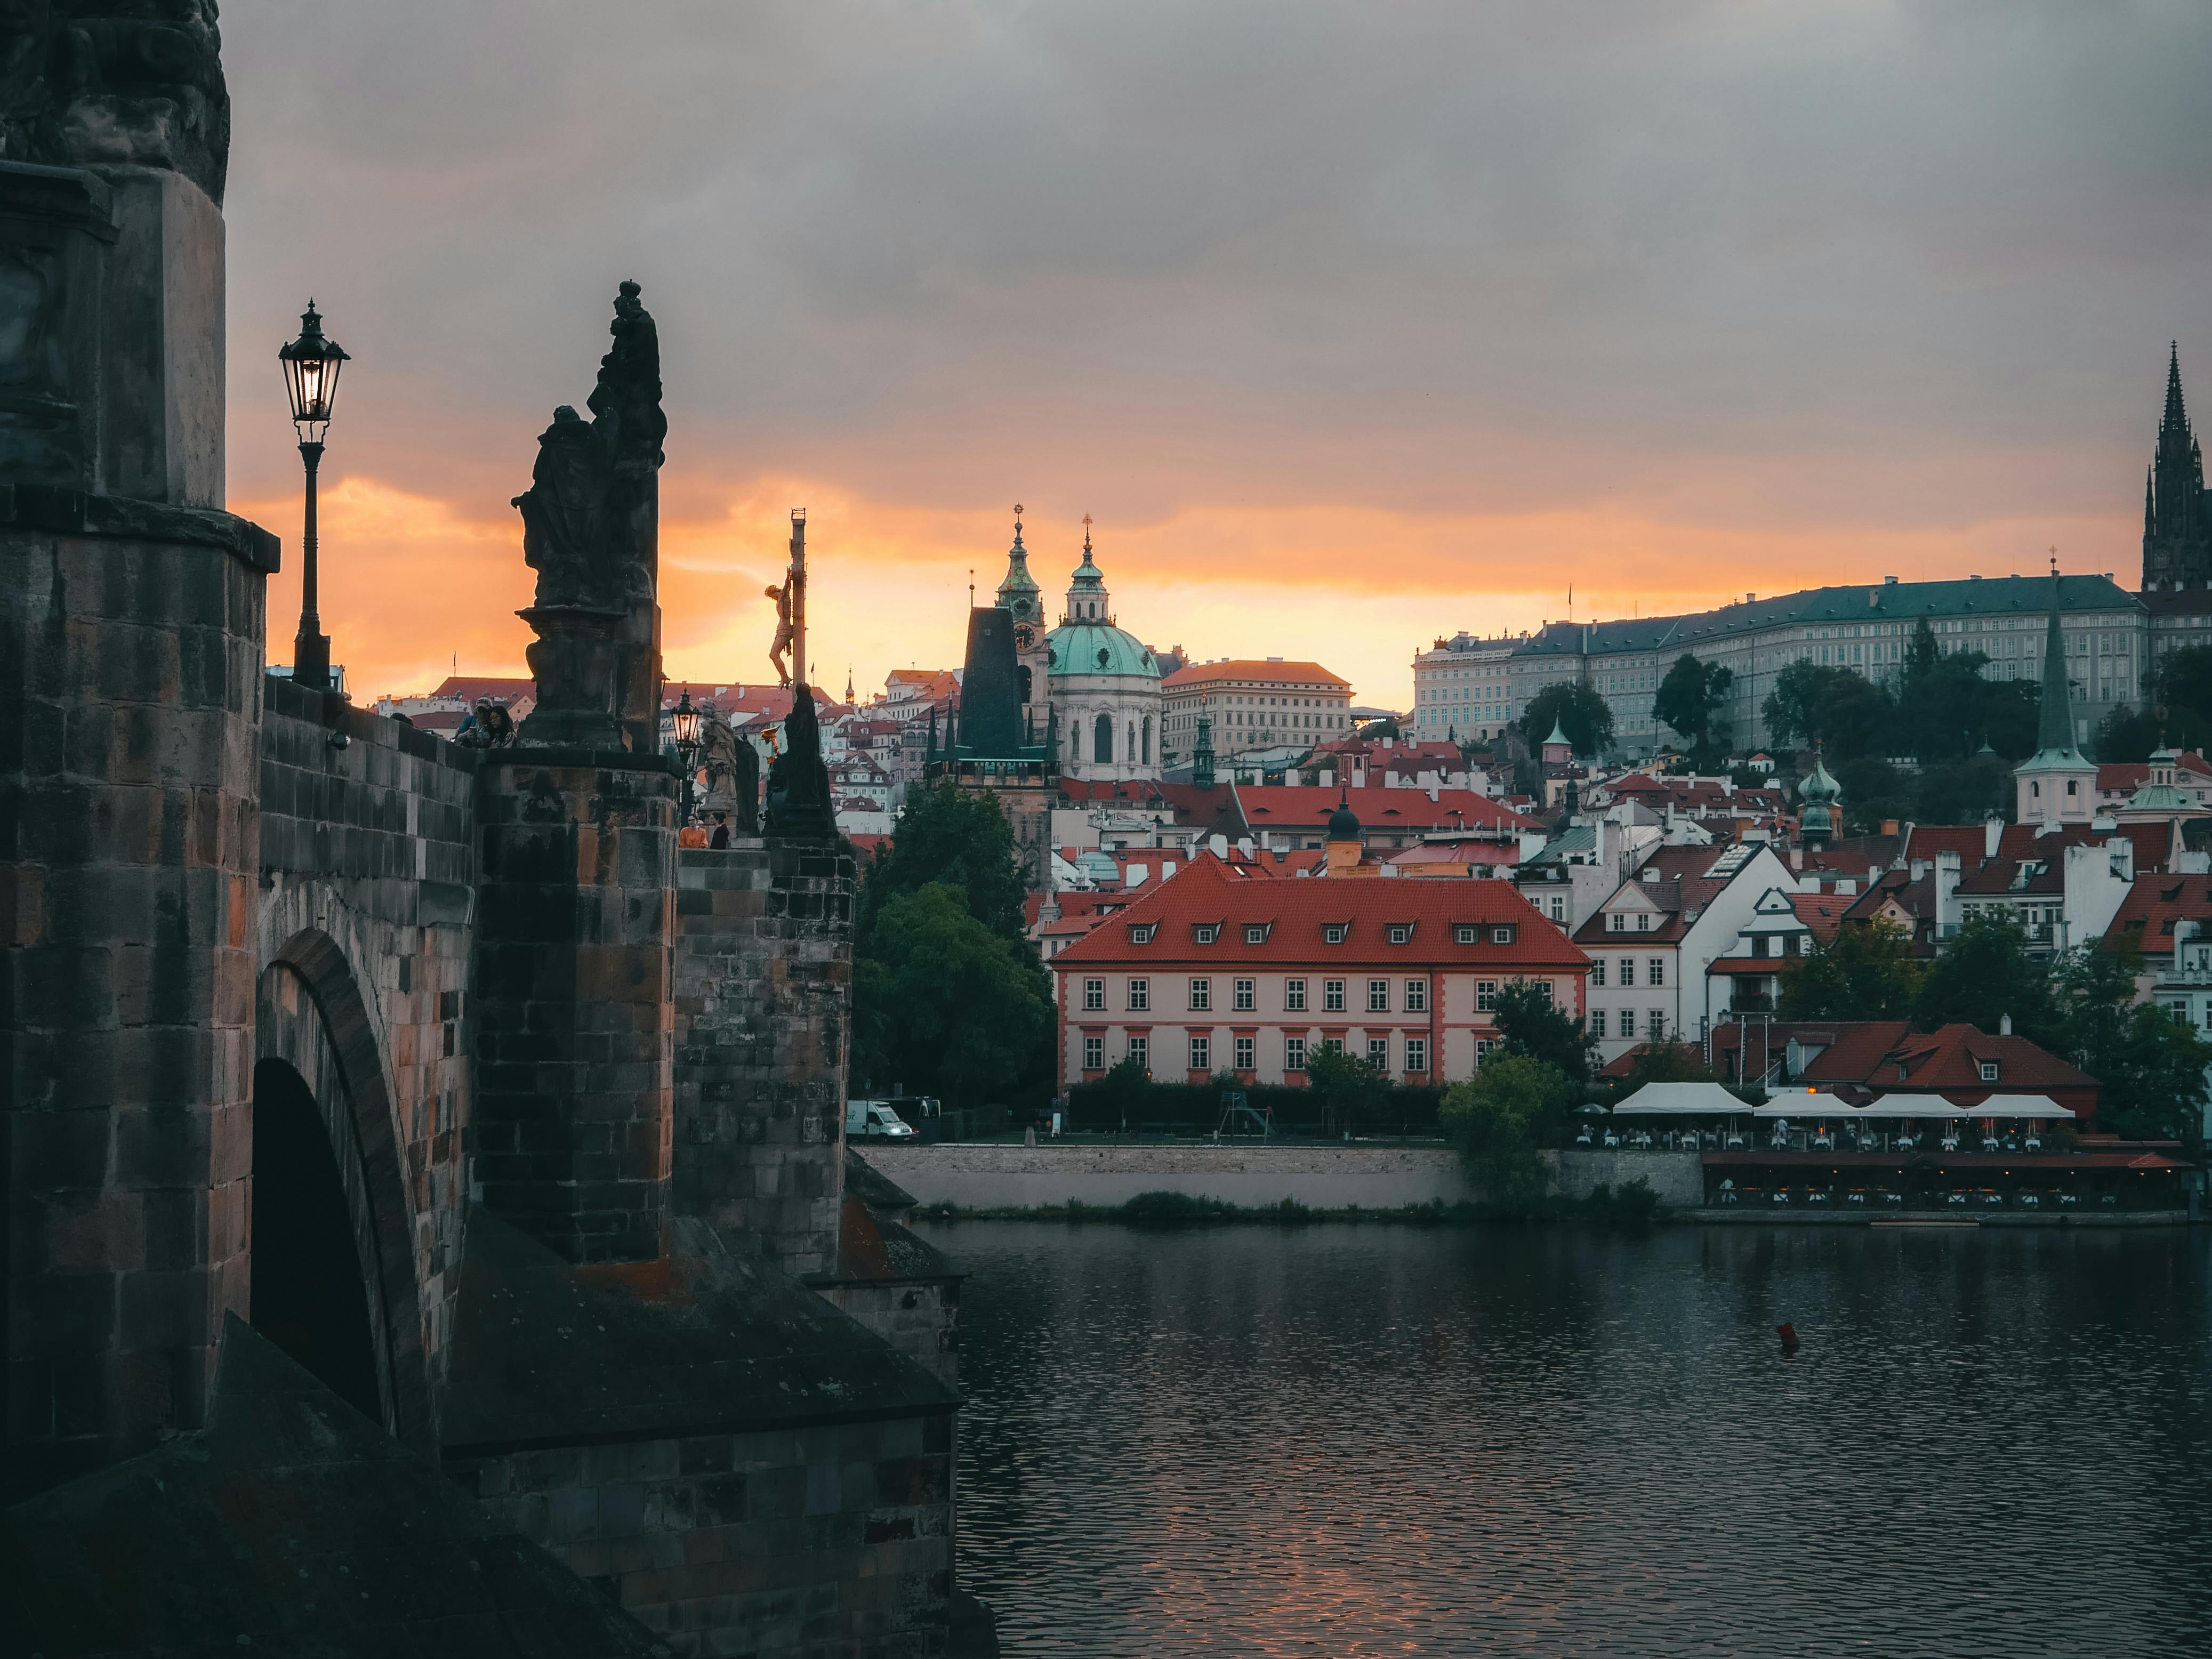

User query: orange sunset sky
[219,3,2211,711]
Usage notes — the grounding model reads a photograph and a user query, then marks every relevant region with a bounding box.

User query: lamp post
[671,689,702,826]
[279,302,350,691]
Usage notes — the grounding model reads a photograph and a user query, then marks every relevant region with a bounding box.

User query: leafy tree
[857,779,1027,944]
[1981,680,2042,761]
[1089,1055,1155,1131]
[1781,919,1923,1021]
[851,882,1053,1106]
[1615,1041,1716,1096]
[1914,910,2062,1046]
[1518,680,1614,759]
[2094,702,2161,764]
[1306,1044,1392,1138]
[2151,645,2212,754]
[1492,979,1597,1090]
[1654,654,1735,755]
[1439,1053,1571,1210]
[2052,945,2212,1146]
[1761,662,1895,759]
[1912,752,2014,824]
[1895,620,1993,761]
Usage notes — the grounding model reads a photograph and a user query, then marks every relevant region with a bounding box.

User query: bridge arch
[253,928,436,1453]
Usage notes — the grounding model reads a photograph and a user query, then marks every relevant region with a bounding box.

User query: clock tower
[996,504,1051,734]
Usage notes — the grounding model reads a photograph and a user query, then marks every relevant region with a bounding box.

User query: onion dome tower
[1798,745,1840,851]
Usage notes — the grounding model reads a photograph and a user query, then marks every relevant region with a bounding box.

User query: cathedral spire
[995,501,1041,619]
[2167,340,2187,433]
[2027,563,2086,763]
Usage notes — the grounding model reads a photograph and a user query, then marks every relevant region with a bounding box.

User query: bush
[1440,1053,1573,1213]
[1119,1190,1238,1227]
[1064,1074,1443,1137]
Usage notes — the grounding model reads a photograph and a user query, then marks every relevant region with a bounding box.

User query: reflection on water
[924,1221,2212,1658]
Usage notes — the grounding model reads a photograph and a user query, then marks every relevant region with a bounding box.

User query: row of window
[1085,976,1434,1013]
[1590,1010,1669,1041]
[1127,921,1518,946]
[1082,1033,1431,1075]
[1588,957,1667,987]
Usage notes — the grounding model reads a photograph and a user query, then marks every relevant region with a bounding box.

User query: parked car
[846,1098,918,1142]
[884,1094,944,1143]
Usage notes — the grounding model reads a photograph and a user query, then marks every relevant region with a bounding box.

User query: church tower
[996,504,1050,731]
[2143,344,2212,592]
[2015,568,2097,826]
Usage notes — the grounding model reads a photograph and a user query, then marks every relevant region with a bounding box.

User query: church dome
[1326,798,1361,841]
[1045,620,1160,681]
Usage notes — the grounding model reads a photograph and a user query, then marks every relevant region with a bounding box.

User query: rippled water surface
[921,1220,2212,1657]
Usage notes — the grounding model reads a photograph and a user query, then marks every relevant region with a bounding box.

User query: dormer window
[1979,1060,1999,1082]
[1607,913,1626,932]
[1244,923,1270,945]
[1454,924,1478,945]
[1324,923,1348,944]
[1491,924,1517,945]
[1129,924,1156,945]
[1194,924,1219,945]
[1387,924,1413,945]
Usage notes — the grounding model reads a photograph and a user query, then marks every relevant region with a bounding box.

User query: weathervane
[1082,512,1093,552]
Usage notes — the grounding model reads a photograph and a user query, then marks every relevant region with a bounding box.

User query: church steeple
[995,502,1042,621]
[1064,514,1111,624]
[2144,342,2212,591]
[2014,563,2095,826]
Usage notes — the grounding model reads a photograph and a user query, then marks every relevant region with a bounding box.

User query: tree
[2052,944,2212,1147]
[1895,619,1992,761]
[1654,654,1735,754]
[1781,919,1924,1021]
[1492,978,1597,1090]
[1981,680,2042,761]
[851,882,1055,1106]
[2094,702,2161,764]
[856,779,1028,944]
[2152,645,2212,754]
[1306,1044,1392,1138]
[1914,910,2061,1047]
[1615,1041,1716,1097]
[1439,1053,1571,1210]
[1761,663,1895,759]
[1518,680,1614,758]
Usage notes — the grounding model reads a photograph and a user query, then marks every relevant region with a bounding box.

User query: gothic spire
[2031,565,2085,761]
[2166,340,2187,434]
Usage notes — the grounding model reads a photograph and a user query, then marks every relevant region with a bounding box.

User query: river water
[920,1219,2212,1657]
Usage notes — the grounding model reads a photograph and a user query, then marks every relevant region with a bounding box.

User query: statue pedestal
[516,605,625,749]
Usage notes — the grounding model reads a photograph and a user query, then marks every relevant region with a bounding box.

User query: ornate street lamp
[279,301,349,691]
[671,689,702,823]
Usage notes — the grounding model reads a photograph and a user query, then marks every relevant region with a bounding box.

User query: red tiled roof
[1790,894,1848,942]
[1955,857,2063,897]
[1161,659,1351,690]
[1996,820,2169,871]
[662,682,844,721]
[1234,784,1524,833]
[1707,1019,2095,1098]
[1049,852,1587,971]
[2097,753,2212,792]
[2101,871,2212,951]
[428,674,534,703]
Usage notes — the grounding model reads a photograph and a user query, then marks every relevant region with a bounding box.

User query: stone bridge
[2,108,972,1658]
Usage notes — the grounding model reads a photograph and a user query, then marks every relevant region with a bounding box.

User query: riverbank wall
[857,1143,1707,1211]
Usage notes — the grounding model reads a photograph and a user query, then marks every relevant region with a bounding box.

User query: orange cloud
[243,468,2132,712]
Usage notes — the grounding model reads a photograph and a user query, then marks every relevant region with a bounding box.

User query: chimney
[1880,818,1899,837]
[2000,1012,2013,1036]
[1983,815,2002,861]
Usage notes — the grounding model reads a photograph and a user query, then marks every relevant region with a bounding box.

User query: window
[1476,980,1498,1012]
[1368,1037,1389,1069]
[1195,924,1219,945]
[1234,1035,1254,1070]
[1454,923,1478,944]
[1244,924,1269,945]
[1405,1037,1427,1074]
[1591,959,1606,987]
[1129,924,1155,944]
[1620,1009,1636,1038]
[1083,1035,1103,1070]
[1285,1036,1307,1071]
[1189,1035,1210,1072]
[1083,978,1104,1011]
[1638,914,1653,932]
[1189,978,1211,1011]
[1590,1009,1607,1039]
[1128,1034,1148,1070]
[1619,957,1636,987]
[1324,979,1346,1012]
[1491,925,1516,945]
[1387,924,1412,945]
[1234,978,1254,1011]
[1368,979,1389,1012]
[1979,1060,1999,1082]
[1285,978,1307,1011]
[1324,923,1348,944]
[1127,978,1149,1011]
[1322,1037,1344,1056]
[1475,1037,1497,1062]
[1548,896,1566,921]
[1648,957,1665,987]
[1607,913,1626,932]
[1405,979,1427,1012]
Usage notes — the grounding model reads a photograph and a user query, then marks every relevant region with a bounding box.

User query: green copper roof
[2017,570,2093,775]
[1545,719,1570,747]
[1798,751,1841,804]
[1068,547,1106,591]
[1046,621,1160,680]
[996,519,1040,602]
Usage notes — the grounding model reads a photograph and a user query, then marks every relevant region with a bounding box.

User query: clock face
[1012,621,1041,653]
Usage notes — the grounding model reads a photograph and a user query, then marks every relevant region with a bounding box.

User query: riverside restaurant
[1594,1082,2193,1214]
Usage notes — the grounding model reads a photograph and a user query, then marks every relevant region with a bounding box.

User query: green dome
[1045,621,1160,680]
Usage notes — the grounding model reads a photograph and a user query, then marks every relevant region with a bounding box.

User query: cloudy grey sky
[218,1,2212,700]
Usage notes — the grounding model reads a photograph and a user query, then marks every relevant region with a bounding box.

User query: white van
[846,1098,918,1141]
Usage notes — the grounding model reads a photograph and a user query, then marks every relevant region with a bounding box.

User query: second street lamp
[279,301,350,692]
[672,689,702,825]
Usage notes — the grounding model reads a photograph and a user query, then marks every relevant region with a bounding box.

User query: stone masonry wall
[672,841,852,1277]
[449,1411,955,1658]
[3,490,273,1497]
[254,677,478,1447]
[473,754,678,1264]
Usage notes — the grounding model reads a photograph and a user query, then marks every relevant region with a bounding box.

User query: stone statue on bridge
[697,702,758,833]
[511,281,665,748]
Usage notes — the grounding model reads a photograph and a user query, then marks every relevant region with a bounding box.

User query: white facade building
[1045,529,1165,785]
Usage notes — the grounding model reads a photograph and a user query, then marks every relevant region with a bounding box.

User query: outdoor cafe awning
[1958,1093,2074,1120]
[1611,1082,1757,1115]
[1750,1091,1862,1117]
